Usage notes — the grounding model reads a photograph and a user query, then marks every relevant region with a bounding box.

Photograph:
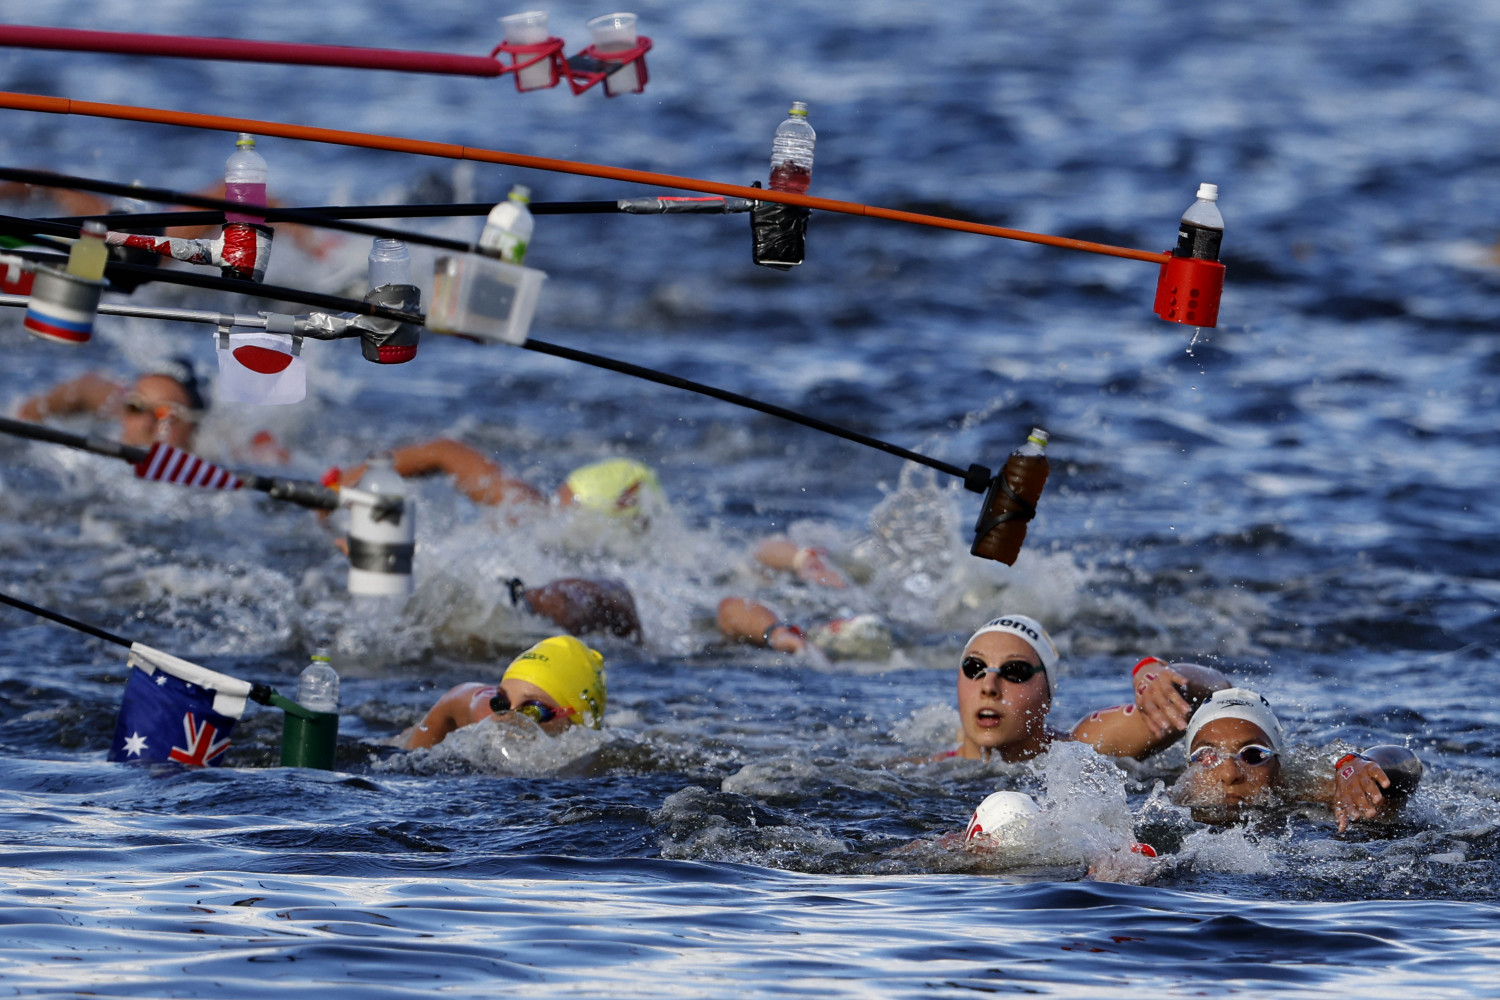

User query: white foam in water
[377,713,609,778]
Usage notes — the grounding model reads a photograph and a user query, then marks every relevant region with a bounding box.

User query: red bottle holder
[490,37,566,92]
[562,37,652,96]
[1153,255,1225,328]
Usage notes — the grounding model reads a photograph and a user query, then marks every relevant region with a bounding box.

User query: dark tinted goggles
[490,691,572,724]
[961,656,1046,684]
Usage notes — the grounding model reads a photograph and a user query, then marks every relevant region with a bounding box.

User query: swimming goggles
[961,656,1046,684]
[122,394,200,424]
[489,691,574,725]
[1188,744,1278,768]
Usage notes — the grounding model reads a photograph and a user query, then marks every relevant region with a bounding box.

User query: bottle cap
[1027,427,1049,447]
[508,184,532,204]
[310,650,331,663]
[788,101,809,117]
[1195,182,1218,201]
[236,133,256,148]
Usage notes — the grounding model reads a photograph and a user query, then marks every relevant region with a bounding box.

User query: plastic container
[296,652,340,712]
[67,220,109,280]
[346,456,416,597]
[367,238,412,290]
[478,185,534,264]
[427,252,546,344]
[588,12,643,96]
[970,428,1050,565]
[224,134,268,226]
[501,11,553,91]
[769,101,815,194]
[1173,182,1223,261]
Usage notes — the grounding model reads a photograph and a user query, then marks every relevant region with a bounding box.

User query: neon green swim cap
[563,458,663,516]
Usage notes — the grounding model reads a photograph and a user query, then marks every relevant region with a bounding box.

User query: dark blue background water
[1,1,1498,995]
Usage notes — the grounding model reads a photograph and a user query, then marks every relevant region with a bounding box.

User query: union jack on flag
[133,442,244,490]
[108,644,253,767]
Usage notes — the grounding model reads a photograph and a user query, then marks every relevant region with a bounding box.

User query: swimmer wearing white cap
[1176,687,1423,831]
[946,615,1234,763]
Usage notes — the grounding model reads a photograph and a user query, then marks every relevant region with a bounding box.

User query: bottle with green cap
[224,133,268,225]
[479,184,534,264]
[971,428,1050,565]
[769,101,815,194]
[296,651,340,713]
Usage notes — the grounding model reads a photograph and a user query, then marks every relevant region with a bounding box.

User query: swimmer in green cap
[401,635,607,750]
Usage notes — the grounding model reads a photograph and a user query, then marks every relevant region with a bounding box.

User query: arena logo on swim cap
[983,617,1040,642]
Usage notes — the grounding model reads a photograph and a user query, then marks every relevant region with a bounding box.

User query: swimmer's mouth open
[976,708,1002,726]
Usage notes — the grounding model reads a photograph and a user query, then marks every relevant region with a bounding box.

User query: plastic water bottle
[971,428,1050,565]
[66,221,109,281]
[224,133,268,225]
[367,238,412,290]
[768,102,815,194]
[478,185,534,264]
[296,652,340,713]
[1173,182,1223,260]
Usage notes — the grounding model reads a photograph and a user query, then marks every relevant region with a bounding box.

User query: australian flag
[108,644,253,766]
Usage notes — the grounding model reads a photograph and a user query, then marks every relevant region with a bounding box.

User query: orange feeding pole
[0,90,1170,265]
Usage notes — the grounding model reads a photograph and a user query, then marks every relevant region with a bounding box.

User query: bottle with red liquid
[970,428,1050,565]
[768,101,815,193]
[224,133,268,225]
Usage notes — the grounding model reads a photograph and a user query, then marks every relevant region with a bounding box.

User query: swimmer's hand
[1332,754,1392,833]
[1133,658,1193,738]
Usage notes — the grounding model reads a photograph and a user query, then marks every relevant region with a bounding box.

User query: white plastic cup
[587,12,642,96]
[501,10,553,91]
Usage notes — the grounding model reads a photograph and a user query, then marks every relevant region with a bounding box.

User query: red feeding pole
[0,24,507,77]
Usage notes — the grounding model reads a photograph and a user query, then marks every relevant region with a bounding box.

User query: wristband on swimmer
[504,577,526,607]
[763,621,804,646]
[1333,752,1362,777]
[1132,656,1167,678]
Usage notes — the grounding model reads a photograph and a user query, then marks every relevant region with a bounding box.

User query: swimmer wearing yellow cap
[400,635,607,750]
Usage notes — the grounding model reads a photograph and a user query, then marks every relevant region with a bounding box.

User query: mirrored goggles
[1189,744,1278,769]
[489,691,574,725]
[961,656,1046,685]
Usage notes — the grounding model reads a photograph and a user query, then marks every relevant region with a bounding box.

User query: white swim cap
[1184,687,1285,757]
[808,614,893,660]
[964,614,1058,700]
[964,790,1041,841]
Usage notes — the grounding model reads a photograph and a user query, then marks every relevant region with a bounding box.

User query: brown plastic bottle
[970,428,1050,564]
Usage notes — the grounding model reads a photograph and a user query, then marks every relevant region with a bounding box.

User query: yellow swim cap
[563,458,663,516]
[501,635,607,728]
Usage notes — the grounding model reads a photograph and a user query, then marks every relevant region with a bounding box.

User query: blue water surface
[1,0,1499,996]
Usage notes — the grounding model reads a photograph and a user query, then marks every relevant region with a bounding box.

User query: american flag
[133,442,243,490]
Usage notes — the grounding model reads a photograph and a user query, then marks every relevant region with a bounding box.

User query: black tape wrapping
[749,181,809,270]
[346,537,415,575]
[970,474,1036,558]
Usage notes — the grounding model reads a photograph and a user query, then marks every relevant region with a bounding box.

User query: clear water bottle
[478,185,534,264]
[67,221,109,281]
[224,133,268,225]
[1173,182,1223,260]
[367,238,412,290]
[768,101,815,194]
[296,651,340,713]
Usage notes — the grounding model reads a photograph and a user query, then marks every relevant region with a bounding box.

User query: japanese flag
[216,331,306,405]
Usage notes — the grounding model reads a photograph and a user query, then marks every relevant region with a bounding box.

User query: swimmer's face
[1178,717,1282,820]
[120,374,197,449]
[493,677,576,736]
[956,631,1051,759]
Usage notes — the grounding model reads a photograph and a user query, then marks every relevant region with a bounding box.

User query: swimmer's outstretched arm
[344,438,547,507]
[717,597,808,654]
[1314,745,1423,833]
[1070,661,1231,759]
[752,537,847,589]
[400,682,490,750]
[17,372,122,422]
[520,578,644,643]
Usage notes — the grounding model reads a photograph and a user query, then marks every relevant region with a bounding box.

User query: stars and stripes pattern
[133,442,243,490]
